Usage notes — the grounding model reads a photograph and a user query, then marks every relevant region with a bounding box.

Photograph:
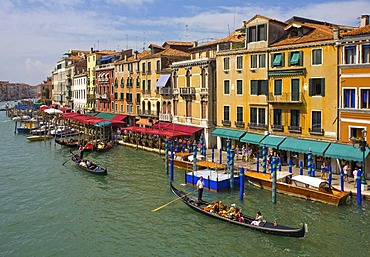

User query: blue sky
[0,0,369,85]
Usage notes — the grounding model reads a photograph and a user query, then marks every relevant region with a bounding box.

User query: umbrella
[44,108,63,114]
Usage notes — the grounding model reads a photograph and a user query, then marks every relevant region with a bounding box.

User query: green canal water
[0,110,369,257]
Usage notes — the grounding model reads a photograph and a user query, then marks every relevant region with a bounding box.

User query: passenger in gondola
[228,203,237,219]
[251,211,263,226]
[79,159,87,167]
[210,201,219,214]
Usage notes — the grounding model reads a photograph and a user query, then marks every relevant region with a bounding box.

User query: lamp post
[351,128,368,189]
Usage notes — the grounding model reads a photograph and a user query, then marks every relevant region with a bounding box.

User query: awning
[100,56,113,62]
[94,121,112,127]
[279,138,331,156]
[240,132,266,145]
[153,122,202,135]
[324,143,369,162]
[211,128,246,140]
[259,135,286,148]
[110,115,127,122]
[156,74,171,88]
[95,112,117,120]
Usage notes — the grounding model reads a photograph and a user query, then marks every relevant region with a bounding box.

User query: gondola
[70,152,107,175]
[55,138,79,148]
[170,183,306,238]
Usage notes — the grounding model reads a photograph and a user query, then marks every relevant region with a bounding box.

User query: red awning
[153,122,202,135]
[110,115,127,122]
[60,107,71,113]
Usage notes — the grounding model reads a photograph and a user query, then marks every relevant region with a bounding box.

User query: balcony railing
[288,126,302,133]
[235,121,245,128]
[248,122,268,130]
[179,87,196,95]
[159,113,172,122]
[309,127,324,135]
[159,87,173,95]
[222,120,231,126]
[271,124,284,132]
[267,93,304,103]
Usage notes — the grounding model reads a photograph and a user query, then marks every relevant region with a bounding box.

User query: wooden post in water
[256,153,259,172]
[239,167,245,200]
[340,167,344,192]
[272,156,277,204]
[170,140,174,182]
[299,160,303,175]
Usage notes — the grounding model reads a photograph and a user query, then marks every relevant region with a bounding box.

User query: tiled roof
[151,48,190,58]
[342,24,370,36]
[246,14,287,27]
[149,44,165,50]
[270,22,334,47]
[162,41,194,47]
[115,50,152,64]
[192,30,245,50]
[96,50,116,55]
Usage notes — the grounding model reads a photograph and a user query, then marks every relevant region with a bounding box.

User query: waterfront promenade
[119,140,370,200]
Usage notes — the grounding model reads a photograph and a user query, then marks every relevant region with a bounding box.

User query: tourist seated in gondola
[218,201,229,216]
[210,201,219,214]
[228,204,237,219]
[251,211,263,226]
[79,159,87,167]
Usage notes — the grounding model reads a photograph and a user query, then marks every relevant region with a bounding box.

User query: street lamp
[350,128,368,189]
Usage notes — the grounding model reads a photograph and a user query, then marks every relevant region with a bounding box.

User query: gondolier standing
[79,145,85,159]
[196,176,204,204]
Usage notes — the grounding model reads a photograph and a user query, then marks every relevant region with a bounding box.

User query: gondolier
[79,145,85,159]
[196,176,204,204]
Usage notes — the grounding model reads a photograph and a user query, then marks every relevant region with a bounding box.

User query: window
[343,89,356,108]
[120,93,124,100]
[360,89,370,109]
[237,107,243,122]
[201,101,206,119]
[136,77,140,88]
[248,26,257,42]
[290,110,300,127]
[136,93,140,103]
[247,24,267,42]
[223,80,230,94]
[147,80,151,92]
[257,24,267,41]
[142,80,146,92]
[312,49,322,65]
[137,62,140,72]
[147,62,151,73]
[223,57,230,70]
[142,63,146,73]
[259,54,266,68]
[236,80,243,95]
[274,79,282,96]
[273,109,282,126]
[291,79,300,101]
[236,56,243,69]
[251,80,268,95]
[251,55,258,69]
[362,45,370,63]
[312,111,322,130]
[272,53,284,67]
[344,46,356,64]
[223,106,230,121]
[258,108,266,125]
[156,60,160,72]
[186,101,192,117]
[309,78,325,97]
[289,51,302,66]
[250,108,257,123]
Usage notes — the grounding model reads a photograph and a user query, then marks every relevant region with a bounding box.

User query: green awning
[324,143,369,162]
[279,138,330,156]
[95,112,116,120]
[272,54,282,66]
[268,70,304,77]
[211,128,246,140]
[240,132,266,145]
[259,135,286,148]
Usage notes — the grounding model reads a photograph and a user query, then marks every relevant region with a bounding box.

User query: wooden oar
[151,189,197,212]
[62,159,70,166]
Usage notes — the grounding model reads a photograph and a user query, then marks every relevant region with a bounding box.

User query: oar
[62,159,70,166]
[151,189,197,212]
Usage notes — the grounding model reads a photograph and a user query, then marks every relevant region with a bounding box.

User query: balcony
[159,87,173,96]
[159,113,172,122]
[179,87,196,96]
[271,124,284,132]
[288,126,302,133]
[248,122,268,130]
[222,120,231,126]
[267,93,304,103]
[309,127,324,135]
[235,121,245,128]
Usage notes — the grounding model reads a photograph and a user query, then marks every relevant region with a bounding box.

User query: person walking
[343,162,350,182]
[353,167,359,188]
[196,176,204,204]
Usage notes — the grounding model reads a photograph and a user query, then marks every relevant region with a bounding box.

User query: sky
[0,0,369,86]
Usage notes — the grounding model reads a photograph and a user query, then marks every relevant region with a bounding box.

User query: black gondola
[170,183,306,238]
[70,152,107,175]
[55,138,79,148]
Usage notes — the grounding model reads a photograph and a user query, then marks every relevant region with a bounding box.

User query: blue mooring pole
[230,149,235,189]
[272,156,277,204]
[288,159,293,178]
[312,163,316,177]
[299,160,303,175]
[278,157,282,172]
[193,141,197,172]
[357,170,362,206]
[239,167,245,200]
[219,148,222,164]
[340,168,344,192]
[212,147,215,163]
[165,138,169,175]
[170,141,174,182]
[262,146,267,174]
[256,153,259,172]
[328,165,332,185]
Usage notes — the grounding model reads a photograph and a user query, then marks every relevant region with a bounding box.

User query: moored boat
[55,138,79,148]
[170,183,306,237]
[70,152,107,175]
[27,135,53,141]
[245,171,349,206]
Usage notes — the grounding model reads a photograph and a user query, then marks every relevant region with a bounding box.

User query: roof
[116,50,152,64]
[162,41,194,47]
[191,30,245,50]
[245,14,287,27]
[342,24,370,37]
[270,22,335,47]
[150,48,191,58]
[149,44,165,50]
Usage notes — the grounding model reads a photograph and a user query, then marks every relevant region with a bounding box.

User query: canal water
[0,110,369,257]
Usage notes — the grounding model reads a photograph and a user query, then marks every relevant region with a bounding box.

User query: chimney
[134,51,138,60]
[242,20,247,28]
[90,47,93,53]
[333,27,339,40]
[361,15,369,27]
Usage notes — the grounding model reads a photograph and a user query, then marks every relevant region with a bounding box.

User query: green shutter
[309,79,313,96]
[261,80,268,95]
[246,28,250,43]
[263,24,267,41]
[251,80,258,95]
[272,54,282,67]
[290,52,300,65]
[274,80,282,95]
[321,78,325,96]
[288,52,292,66]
